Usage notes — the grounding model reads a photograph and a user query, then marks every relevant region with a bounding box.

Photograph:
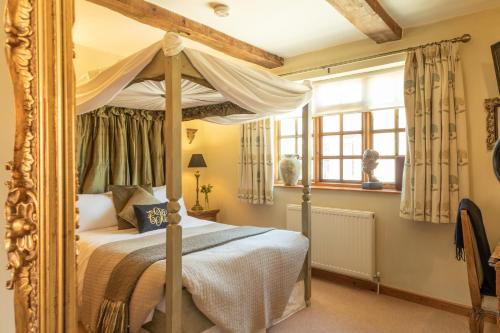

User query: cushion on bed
[153,186,188,218]
[109,184,153,229]
[118,187,161,228]
[133,202,168,233]
[77,192,118,231]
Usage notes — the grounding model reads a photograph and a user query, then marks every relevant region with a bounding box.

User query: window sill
[274,183,401,194]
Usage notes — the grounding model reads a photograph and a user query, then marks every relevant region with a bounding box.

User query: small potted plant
[200,184,214,209]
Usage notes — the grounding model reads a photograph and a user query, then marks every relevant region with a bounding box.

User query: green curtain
[76,107,165,193]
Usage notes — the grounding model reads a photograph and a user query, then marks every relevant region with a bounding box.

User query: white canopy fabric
[76,42,162,115]
[76,33,312,124]
[108,79,227,111]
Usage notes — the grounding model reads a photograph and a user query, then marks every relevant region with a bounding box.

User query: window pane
[398,132,407,156]
[372,109,395,130]
[322,135,340,156]
[343,159,362,181]
[343,134,362,155]
[373,133,395,156]
[322,115,340,133]
[297,138,314,157]
[322,159,340,180]
[343,112,362,131]
[398,108,406,129]
[280,138,295,155]
[297,119,315,137]
[280,118,296,136]
[298,159,314,181]
[373,159,395,183]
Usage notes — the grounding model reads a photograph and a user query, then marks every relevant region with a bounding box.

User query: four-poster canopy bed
[74,32,314,333]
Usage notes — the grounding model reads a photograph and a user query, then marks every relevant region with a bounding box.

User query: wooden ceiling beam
[326,0,402,43]
[86,0,284,68]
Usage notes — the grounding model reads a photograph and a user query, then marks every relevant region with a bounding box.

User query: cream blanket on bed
[81,223,309,333]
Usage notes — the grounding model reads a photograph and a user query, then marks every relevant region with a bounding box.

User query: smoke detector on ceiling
[212,3,230,17]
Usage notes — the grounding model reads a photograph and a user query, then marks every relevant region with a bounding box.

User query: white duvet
[77,215,211,304]
[78,217,308,333]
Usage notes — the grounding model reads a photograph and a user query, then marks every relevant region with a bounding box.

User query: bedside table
[187,209,220,222]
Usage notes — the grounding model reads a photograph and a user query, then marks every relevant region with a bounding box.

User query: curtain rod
[280,34,472,77]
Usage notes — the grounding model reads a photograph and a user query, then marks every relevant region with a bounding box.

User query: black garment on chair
[455,198,496,296]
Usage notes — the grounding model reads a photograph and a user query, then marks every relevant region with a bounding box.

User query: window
[371,108,406,183]
[276,116,314,180]
[320,113,363,182]
[278,117,303,158]
[275,67,405,188]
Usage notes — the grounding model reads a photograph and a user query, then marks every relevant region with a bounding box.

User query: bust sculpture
[362,149,383,189]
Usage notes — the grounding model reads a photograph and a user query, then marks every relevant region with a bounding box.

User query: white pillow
[77,192,118,231]
[153,186,188,217]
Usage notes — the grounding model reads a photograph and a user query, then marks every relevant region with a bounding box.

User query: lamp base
[191,203,204,211]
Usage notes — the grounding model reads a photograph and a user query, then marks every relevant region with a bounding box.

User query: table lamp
[188,153,207,211]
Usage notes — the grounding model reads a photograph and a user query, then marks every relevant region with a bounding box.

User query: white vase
[279,154,301,186]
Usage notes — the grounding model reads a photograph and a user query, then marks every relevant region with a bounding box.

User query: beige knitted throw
[94,227,273,333]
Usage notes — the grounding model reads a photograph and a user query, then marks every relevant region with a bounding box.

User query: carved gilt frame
[485,97,500,150]
[4,0,77,332]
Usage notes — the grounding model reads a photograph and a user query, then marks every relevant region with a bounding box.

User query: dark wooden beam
[326,0,402,43]
[87,0,284,68]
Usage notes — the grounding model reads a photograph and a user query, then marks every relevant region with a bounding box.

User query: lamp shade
[188,154,207,168]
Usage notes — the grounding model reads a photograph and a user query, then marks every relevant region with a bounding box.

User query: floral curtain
[400,42,469,223]
[238,119,274,204]
[76,107,165,194]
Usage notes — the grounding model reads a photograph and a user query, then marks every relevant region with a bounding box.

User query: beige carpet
[270,278,496,333]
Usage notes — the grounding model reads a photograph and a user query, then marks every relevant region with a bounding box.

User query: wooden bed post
[302,103,312,306]
[164,52,183,333]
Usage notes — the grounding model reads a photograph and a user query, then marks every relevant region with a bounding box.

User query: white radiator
[286,204,376,281]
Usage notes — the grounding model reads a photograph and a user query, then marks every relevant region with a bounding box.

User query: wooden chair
[460,209,497,333]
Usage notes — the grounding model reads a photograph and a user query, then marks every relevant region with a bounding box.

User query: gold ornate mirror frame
[4,0,78,332]
[485,97,500,150]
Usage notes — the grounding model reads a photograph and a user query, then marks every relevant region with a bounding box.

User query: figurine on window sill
[362,149,383,190]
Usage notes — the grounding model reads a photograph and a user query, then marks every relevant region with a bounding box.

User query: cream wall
[0,0,17,330]
[74,44,123,79]
[195,8,500,306]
